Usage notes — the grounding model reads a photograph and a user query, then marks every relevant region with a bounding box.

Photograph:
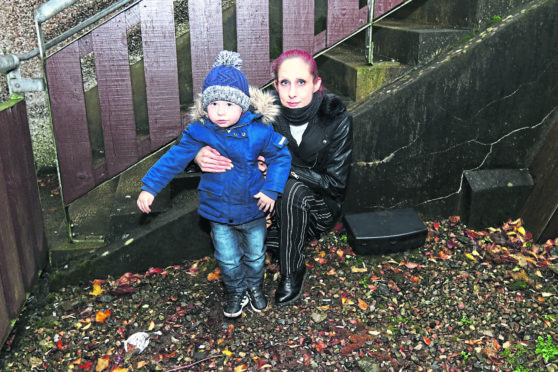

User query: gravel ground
[1,211,557,371]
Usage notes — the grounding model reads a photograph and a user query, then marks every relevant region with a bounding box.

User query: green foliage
[0,93,24,111]
[461,350,471,364]
[501,344,531,371]
[488,15,502,25]
[536,335,558,363]
[389,316,408,325]
[460,315,473,325]
[511,280,528,290]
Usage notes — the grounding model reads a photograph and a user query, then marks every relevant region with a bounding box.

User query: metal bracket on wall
[7,68,45,94]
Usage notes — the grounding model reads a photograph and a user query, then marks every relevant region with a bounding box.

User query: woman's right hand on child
[257,155,267,176]
[137,190,155,213]
[195,146,233,172]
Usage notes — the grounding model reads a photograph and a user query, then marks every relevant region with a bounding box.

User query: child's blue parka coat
[141,87,291,225]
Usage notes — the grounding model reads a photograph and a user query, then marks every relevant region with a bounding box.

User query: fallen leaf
[357,298,368,310]
[341,293,354,305]
[439,251,451,260]
[95,356,110,371]
[136,361,147,369]
[95,310,111,323]
[146,267,163,276]
[510,253,536,268]
[89,283,105,296]
[79,361,94,370]
[351,267,367,273]
[207,267,221,281]
[401,261,422,269]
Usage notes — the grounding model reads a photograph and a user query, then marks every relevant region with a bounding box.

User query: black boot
[274,265,307,306]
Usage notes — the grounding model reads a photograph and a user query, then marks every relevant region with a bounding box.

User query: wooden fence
[0,99,48,347]
[45,0,406,205]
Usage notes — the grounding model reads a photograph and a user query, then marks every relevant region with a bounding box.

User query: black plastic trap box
[343,208,428,255]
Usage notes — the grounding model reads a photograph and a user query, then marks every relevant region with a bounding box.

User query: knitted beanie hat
[202,50,250,113]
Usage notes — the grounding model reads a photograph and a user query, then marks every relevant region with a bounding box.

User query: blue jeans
[210,217,266,293]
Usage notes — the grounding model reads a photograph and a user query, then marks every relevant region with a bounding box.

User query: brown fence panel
[327,0,368,47]
[0,276,9,346]
[0,100,47,345]
[237,0,271,87]
[189,0,224,97]
[282,0,315,53]
[375,0,408,18]
[0,158,25,319]
[93,12,140,176]
[46,41,97,204]
[141,0,182,150]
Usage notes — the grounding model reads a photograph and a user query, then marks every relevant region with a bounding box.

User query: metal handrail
[33,0,139,60]
[1,0,138,93]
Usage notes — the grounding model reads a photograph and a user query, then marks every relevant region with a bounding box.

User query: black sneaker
[247,285,268,312]
[223,291,249,318]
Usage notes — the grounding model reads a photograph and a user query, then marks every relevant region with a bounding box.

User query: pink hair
[272,49,321,83]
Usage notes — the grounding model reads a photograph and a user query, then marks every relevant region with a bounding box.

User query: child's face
[207,101,243,128]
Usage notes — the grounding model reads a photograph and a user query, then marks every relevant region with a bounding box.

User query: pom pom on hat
[202,50,250,113]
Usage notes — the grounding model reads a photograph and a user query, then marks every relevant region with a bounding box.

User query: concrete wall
[344,0,558,222]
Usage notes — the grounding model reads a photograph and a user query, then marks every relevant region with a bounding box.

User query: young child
[137,51,291,317]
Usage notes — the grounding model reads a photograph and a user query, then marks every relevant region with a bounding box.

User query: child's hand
[137,190,155,213]
[254,192,275,213]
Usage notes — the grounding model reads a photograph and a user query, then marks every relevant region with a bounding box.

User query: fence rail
[0,99,48,347]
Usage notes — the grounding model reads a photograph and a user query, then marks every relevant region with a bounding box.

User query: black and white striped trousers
[266,178,334,276]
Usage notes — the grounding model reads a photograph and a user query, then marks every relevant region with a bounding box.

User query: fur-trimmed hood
[189,86,279,124]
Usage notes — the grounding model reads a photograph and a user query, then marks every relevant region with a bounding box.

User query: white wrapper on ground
[124,332,150,353]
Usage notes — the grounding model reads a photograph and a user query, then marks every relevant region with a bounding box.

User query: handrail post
[366,0,375,65]
[34,0,79,59]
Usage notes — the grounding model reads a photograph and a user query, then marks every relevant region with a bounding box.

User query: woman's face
[274,57,321,109]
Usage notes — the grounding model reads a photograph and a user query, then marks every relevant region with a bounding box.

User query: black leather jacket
[273,93,353,217]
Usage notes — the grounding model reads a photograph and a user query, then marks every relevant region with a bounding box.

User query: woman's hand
[257,155,268,177]
[137,190,155,213]
[194,146,233,172]
[254,192,275,213]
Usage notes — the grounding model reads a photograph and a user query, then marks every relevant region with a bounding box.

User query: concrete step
[66,177,118,243]
[107,151,172,244]
[52,148,203,270]
[316,43,406,103]
[372,19,472,65]
[49,188,212,290]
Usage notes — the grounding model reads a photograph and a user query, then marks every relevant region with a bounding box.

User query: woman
[195,49,353,306]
